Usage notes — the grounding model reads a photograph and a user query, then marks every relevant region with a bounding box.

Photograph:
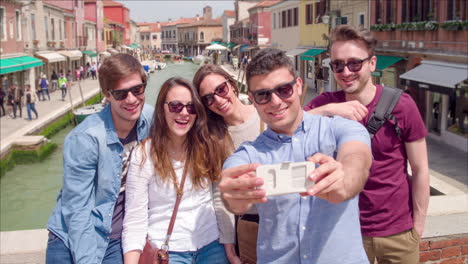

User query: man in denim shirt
[219,49,372,264]
[46,54,154,264]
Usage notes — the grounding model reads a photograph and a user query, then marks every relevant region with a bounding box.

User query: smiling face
[330,40,376,95]
[248,67,303,136]
[198,73,240,119]
[105,72,145,131]
[164,85,197,141]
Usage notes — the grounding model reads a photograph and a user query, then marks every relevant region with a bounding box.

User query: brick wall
[419,234,468,264]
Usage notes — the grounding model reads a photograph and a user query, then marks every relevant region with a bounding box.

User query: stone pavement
[0,78,101,157]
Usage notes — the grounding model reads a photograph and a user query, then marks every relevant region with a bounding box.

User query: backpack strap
[366,86,403,139]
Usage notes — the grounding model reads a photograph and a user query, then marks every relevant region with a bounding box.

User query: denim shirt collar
[100,104,150,145]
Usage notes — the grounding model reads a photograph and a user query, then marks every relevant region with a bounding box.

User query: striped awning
[35,52,66,63]
[57,50,82,60]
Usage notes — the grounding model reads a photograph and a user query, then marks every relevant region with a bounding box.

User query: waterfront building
[84,0,105,61]
[369,0,467,151]
[222,10,235,44]
[230,0,257,58]
[0,0,43,93]
[161,16,201,54]
[103,0,131,48]
[178,7,223,57]
[247,0,281,56]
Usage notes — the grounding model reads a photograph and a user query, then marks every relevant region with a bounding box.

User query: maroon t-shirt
[304,85,427,237]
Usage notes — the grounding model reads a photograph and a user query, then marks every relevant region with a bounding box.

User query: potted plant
[33,40,39,46]
[424,21,439,31]
[60,41,65,48]
[441,20,462,31]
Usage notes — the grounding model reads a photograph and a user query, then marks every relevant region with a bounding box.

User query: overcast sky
[118,0,235,23]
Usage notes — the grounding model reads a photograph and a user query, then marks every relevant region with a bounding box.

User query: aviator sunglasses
[164,101,196,114]
[201,81,229,106]
[249,79,296,105]
[109,83,146,101]
[329,56,372,73]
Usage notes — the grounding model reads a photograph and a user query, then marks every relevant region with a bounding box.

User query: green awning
[211,41,220,45]
[129,44,137,48]
[82,50,97,57]
[376,55,404,70]
[227,42,237,49]
[300,49,326,61]
[0,56,44,75]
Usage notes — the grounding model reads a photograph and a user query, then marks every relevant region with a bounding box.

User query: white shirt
[122,143,219,253]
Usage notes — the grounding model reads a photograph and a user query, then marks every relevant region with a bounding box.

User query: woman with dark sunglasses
[193,64,264,264]
[122,77,230,264]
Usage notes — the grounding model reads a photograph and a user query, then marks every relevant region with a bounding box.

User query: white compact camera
[256,161,315,196]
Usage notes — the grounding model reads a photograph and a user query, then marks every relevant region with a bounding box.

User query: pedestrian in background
[51,71,58,92]
[0,87,5,116]
[7,86,15,118]
[91,62,97,80]
[24,84,39,120]
[39,74,51,101]
[13,84,23,118]
[58,74,68,101]
[66,70,73,89]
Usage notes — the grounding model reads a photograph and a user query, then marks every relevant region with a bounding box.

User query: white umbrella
[205,43,228,51]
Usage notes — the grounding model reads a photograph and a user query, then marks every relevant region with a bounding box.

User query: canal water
[0,61,201,231]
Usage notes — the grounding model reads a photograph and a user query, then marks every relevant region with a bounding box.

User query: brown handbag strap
[161,166,188,250]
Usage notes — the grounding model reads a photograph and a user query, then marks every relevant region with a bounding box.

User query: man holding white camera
[219,48,372,264]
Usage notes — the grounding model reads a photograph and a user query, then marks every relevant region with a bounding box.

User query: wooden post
[301,82,309,106]
[78,80,85,107]
[67,81,77,126]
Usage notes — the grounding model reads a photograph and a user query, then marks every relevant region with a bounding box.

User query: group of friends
[45,25,429,264]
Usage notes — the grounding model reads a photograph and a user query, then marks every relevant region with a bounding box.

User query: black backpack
[366,86,403,139]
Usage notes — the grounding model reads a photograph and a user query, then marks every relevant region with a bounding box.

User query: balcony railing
[376,39,468,55]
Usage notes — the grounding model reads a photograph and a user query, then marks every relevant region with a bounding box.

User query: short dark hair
[246,48,295,90]
[98,54,146,96]
[330,25,377,56]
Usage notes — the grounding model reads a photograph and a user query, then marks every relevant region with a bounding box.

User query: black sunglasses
[109,83,146,101]
[201,81,229,106]
[164,101,196,114]
[249,79,296,105]
[330,56,372,73]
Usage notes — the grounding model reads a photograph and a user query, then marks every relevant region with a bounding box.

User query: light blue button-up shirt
[47,103,154,264]
[224,112,370,264]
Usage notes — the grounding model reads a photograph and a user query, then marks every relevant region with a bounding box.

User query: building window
[173,30,175,38]
[273,13,276,29]
[64,20,67,39]
[200,31,204,40]
[402,0,434,22]
[15,10,21,40]
[447,0,465,20]
[359,13,365,26]
[0,7,5,40]
[51,18,55,40]
[152,34,157,40]
[31,13,36,40]
[287,9,292,27]
[45,16,49,40]
[315,0,327,23]
[340,16,348,25]
[146,34,149,40]
[306,4,313,25]
[59,19,62,40]
[282,10,286,28]
[293,8,298,26]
